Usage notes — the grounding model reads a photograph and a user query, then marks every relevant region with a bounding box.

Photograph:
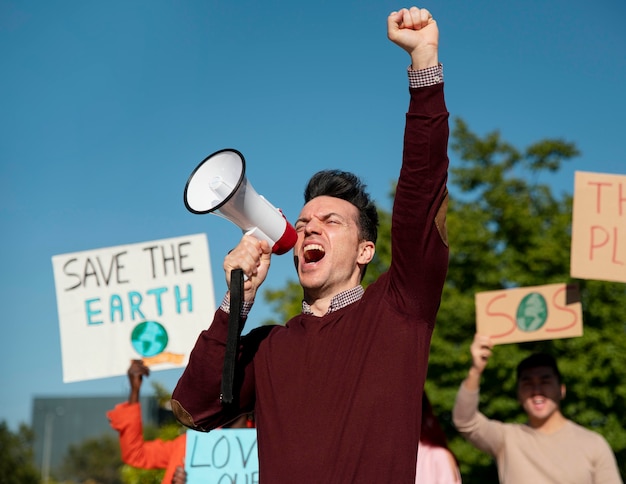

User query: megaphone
[184,149,297,255]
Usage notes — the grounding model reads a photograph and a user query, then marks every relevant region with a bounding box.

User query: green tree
[58,433,123,484]
[120,464,164,484]
[0,421,40,484]
[262,117,626,482]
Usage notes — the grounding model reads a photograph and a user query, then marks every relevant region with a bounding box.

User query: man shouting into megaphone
[172,6,449,483]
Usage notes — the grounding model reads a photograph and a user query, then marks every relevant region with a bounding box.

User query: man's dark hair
[516,353,562,384]
[304,170,379,244]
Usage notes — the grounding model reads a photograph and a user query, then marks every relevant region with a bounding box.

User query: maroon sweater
[172,83,449,483]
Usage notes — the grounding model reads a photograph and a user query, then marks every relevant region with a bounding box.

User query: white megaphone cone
[184,149,297,255]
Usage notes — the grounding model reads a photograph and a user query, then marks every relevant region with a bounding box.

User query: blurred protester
[107,360,254,483]
[453,333,622,484]
[107,360,186,483]
[417,392,461,483]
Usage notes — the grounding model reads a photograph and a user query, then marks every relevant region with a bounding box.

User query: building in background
[32,395,160,481]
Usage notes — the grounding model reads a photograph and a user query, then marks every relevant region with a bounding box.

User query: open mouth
[531,397,546,409]
[303,244,325,263]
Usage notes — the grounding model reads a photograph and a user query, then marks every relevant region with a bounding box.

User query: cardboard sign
[186,429,258,483]
[571,171,626,283]
[52,234,215,383]
[475,283,583,344]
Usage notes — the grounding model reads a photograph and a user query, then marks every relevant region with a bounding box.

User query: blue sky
[1,0,624,432]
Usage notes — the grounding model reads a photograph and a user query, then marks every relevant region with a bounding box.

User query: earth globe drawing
[516,292,548,332]
[131,321,169,357]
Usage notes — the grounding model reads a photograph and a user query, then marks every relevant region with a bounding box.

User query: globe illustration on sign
[516,292,548,332]
[131,321,169,358]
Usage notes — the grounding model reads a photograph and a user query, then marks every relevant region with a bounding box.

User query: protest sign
[52,234,214,382]
[475,283,583,344]
[571,171,626,283]
[186,429,258,483]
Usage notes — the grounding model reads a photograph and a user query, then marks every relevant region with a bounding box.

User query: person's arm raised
[127,359,149,405]
[462,333,493,392]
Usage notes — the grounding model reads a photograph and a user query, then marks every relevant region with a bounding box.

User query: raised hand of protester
[460,333,494,393]
[387,6,438,70]
[127,359,150,404]
[470,333,493,375]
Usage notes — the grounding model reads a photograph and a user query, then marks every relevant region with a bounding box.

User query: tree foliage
[0,421,40,484]
[262,117,626,482]
[58,433,123,484]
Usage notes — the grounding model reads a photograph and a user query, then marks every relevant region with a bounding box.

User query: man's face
[294,196,374,302]
[517,366,565,426]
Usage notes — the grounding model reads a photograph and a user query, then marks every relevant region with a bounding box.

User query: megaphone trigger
[184,149,297,255]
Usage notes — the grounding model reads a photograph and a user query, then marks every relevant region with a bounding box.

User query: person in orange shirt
[108,360,254,483]
[107,360,187,484]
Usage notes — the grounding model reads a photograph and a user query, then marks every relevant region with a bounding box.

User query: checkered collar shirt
[220,285,365,318]
[302,285,364,316]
